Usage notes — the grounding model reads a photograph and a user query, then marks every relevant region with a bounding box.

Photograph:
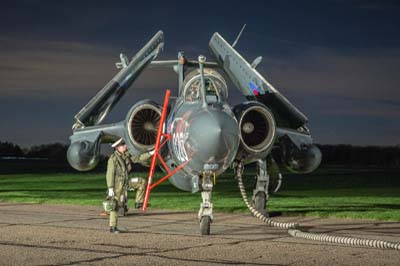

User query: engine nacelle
[233,102,276,162]
[281,141,322,174]
[67,139,101,171]
[67,100,161,171]
[124,100,162,154]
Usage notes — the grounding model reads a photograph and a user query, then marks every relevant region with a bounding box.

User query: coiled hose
[235,166,400,251]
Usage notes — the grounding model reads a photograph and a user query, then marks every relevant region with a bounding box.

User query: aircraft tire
[200,216,211,235]
[253,192,268,217]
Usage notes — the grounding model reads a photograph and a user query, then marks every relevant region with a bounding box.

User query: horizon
[1,140,400,150]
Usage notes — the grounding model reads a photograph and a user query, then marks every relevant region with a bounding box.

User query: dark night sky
[1,0,399,147]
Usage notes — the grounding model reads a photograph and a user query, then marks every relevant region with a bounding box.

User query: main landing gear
[252,159,269,217]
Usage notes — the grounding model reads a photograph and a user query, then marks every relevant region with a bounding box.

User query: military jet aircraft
[67,30,321,235]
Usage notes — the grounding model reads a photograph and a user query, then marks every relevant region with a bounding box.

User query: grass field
[0,167,399,221]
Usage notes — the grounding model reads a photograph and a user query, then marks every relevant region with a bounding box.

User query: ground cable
[235,165,400,251]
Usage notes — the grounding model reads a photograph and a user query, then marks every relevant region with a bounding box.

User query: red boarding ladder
[142,89,189,212]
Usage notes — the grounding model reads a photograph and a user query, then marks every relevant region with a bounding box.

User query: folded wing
[209,32,307,129]
[74,31,164,128]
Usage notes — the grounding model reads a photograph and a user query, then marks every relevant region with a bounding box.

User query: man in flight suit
[106,138,153,233]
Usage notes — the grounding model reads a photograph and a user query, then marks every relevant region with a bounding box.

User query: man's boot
[110,226,121,234]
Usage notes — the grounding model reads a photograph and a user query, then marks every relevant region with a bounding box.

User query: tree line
[316,144,400,167]
[0,141,68,161]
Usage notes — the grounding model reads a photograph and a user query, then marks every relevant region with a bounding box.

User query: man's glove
[107,188,115,197]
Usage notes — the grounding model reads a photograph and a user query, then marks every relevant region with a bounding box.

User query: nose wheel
[200,216,211,235]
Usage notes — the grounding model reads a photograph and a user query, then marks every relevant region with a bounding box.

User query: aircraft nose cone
[191,113,222,145]
[185,109,239,174]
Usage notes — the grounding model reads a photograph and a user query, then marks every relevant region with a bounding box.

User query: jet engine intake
[234,102,276,158]
[125,100,162,152]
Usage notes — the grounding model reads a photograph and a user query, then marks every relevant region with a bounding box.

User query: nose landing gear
[198,171,214,235]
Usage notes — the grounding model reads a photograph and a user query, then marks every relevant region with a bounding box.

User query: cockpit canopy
[182,68,228,104]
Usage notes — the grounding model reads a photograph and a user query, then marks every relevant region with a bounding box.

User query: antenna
[232,24,247,48]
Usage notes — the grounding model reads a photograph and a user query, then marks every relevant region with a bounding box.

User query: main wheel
[200,216,211,235]
[253,192,268,217]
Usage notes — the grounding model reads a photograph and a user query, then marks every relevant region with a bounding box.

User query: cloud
[3,34,399,106]
[305,93,400,118]
[259,47,400,100]
[0,36,177,100]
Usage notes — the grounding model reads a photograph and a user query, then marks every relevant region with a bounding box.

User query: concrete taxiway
[0,203,398,266]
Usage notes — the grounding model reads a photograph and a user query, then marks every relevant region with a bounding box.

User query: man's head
[111,138,127,153]
[116,144,127,153]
